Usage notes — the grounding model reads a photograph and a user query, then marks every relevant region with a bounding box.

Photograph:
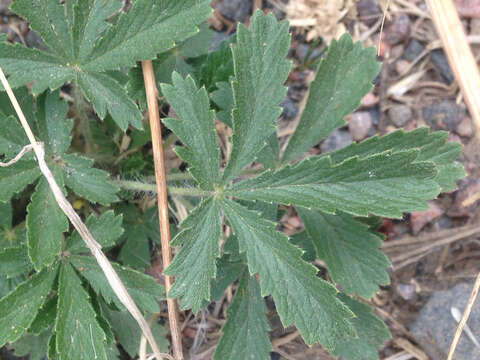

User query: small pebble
[456,116,474,138]
[396,283,416,301]
[454,0,480,18]
[431,49,454,84]
[348,111,373,141]
[388,104,413,127]
[410,201,444,234]
[321,129,352,153]
[422,100,466,131]
[281,96,298,120]
[394,59,411,75]
[216,0,252,22]
[357,0,381,26]
[384,14,411,46]
[361,92,378,107]
[402,39,425,62]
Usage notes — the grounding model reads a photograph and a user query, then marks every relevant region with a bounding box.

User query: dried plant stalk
[141,60,184,360]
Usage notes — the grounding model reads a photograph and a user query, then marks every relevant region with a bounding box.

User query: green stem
[113,180,213,197]
[166,167,264,182]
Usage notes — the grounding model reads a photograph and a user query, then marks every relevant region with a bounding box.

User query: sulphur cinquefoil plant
[0,1,465,360]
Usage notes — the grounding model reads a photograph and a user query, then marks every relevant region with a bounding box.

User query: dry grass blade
[141,60,183,360]
[426,0,480,137]
[0,66,168,360]
[447,272,480,360]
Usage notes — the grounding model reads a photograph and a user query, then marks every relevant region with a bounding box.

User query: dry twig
[141,60,184,360]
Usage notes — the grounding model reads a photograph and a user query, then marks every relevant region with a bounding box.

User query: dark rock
[410,282,480,360]
[402,39,425,61]
[388,104,412,127]
[349,111,373,141]
[270,352,281,360]
[384,14,411,45]
[216,0,252,22]
[281,96,298,120]
[321,129,353,153]
[357,0,381,26]
[422,100,466,131]
[431,49,455,84]
[367,106,380,126]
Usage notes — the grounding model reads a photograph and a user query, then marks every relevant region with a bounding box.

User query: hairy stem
[114,180,213,197]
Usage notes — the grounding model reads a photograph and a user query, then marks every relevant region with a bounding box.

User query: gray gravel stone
[321,129,353,153]
[0,0,11,15]
[431,49,454,84]
[402,39,425,62]
[422,100,466,131]
[216,0,252,22]
[388,104,412,127]
[349,111,373,141]
[410,282,480,360]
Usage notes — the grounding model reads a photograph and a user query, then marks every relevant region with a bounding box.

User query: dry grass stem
[141,60,184,360]
[447,272,480,360]
[426,0,480,137]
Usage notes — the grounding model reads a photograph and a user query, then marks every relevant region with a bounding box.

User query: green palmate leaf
[27,175,68,270]
[0,267,57,347]
[214,271,271,360]
[36,90,72,155]
[257,132,280,170]
[210,255,246,301]
[116,204,159,270]
[72,0,124,63]
[328,127,465,192]
[297,208,390,299]
[195,35,235,92]
[290,231,316,262]
[81,0,212,72]
[0,201,12,229]
[222,11,291,183]
[0,246,32,278]
[332,294,391,360]
[0,44,74,94]
[210,81,234,127]
[178,23,215,58]
[62,153,119,205]
[12,328,51,360]
[164,198,221,313]
[29,295,57,335]
[3,0,211,129]
[0,160,40,201]
[226,150,440,219]
[103,308,169,358]
[70,255,164,314]
[56,263,107,360]
[76,71,143,131]
[66,211,124,253]
[282,33,380,162]
[220,199,355,349]
[161,73,220,189]
[0,115,28,159]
